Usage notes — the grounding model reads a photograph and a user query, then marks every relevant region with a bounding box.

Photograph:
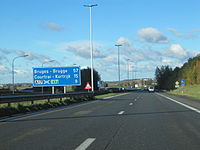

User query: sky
[0,0,200,84]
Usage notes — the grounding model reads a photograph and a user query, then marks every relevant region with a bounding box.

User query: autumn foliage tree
[155,55,200,90]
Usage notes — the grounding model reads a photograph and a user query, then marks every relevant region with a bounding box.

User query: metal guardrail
[0,92,95,105]
[0,88,129,106]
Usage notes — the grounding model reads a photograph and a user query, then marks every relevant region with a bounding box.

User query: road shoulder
[156,92,200,111]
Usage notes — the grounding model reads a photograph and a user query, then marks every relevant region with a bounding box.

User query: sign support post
[64,86,67,93]
[52,86,55,94]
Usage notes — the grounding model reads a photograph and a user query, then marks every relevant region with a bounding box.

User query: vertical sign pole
[90,6,94,92]
[83,4,97,92]
[12,59,15,94]
[52,86,55,94]
[64,86,67,93]
[42,86,44,94]
[118,46,120,85]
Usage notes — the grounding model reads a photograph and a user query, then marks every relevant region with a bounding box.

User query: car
[148,86,155,92]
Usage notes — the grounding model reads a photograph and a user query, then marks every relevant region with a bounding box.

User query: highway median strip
[0,95,95,119]
[0,92,128,120]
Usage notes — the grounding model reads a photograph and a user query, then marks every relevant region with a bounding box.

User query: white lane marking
[129,103,133,105]
[156,93,200,114]
[118,111,125,115]
[75,138,96,150]
[103,93,128,99]
[135,99,137,101]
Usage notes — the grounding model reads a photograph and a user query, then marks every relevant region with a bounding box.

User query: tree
[155,66,174,90]
[155,55,200,90]
[73,68,101,91]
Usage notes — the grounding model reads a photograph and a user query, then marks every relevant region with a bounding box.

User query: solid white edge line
[118,111,125,115]
[75,138,96,150]
[156,93,200,114]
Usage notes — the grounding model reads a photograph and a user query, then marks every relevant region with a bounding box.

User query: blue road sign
[181,80,185,86]
[33,66,81,87]
[97,81,101,88]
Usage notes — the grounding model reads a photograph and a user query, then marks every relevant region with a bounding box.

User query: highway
[0,91,200,150]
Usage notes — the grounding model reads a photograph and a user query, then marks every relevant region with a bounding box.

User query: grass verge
[0,95,94,118]
[169,85,200,100]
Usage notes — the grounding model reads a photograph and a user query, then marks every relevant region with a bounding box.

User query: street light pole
[126,59,130,80]
[115,44,122,85]
[83,4,97,92]
[12,54,28,94]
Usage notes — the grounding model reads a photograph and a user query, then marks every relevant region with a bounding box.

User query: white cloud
[167,28,200,38]
[116,37,136,56]
[14,69,28,74]
[138,27,169,44]
[41,22,65,31]
[162,44,189,60]
[60,41,106,59]
[0,65,7,71]
[162,59,172,64]
[170,44,187,57]
[102,56,117,64]
[115,37,163,62]
[25,51,52,63]
[0,48,53,64]
[116,37,132,46]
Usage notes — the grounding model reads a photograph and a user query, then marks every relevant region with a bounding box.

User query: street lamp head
[115,44,122,47]
[83,4,98,7]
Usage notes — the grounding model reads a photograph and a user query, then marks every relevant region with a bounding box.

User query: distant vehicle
[148,86,155,92]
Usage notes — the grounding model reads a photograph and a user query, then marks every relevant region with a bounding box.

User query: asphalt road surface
[0,91,200,150]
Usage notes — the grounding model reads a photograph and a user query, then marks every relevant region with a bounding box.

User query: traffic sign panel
[33,66,81,87]
[84,82,92,90]
[175,81,179,85]
[181,80,185,86]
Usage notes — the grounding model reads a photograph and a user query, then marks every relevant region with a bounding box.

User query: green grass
[0,97,70,108]
[169,85,200,100]
[0,95,94,118]
[95,93,122,98]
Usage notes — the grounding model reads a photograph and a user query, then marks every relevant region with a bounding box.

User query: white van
[148,86,155,92]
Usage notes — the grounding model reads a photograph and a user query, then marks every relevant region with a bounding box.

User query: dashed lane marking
[75,138,96,150]
[118,111,125,115]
